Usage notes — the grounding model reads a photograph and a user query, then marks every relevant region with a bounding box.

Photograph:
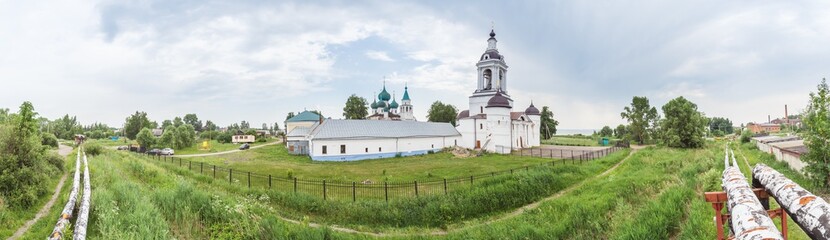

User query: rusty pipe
[753,164,830,239]
[723,148,784,240]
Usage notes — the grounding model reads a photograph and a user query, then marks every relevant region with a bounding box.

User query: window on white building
[322,145,327,154]
[340,145,346,154]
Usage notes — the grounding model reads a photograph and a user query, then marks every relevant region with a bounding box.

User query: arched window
[483,69,492,90]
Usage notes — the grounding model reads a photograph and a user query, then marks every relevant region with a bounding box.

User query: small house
[232,135,256,144]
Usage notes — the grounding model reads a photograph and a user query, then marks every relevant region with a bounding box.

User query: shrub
[740,129,752,143]
[41,132,59,148]
[44,152,64,172]
[217,132,233,144]
[85,142,104,156]
[256,137,267,143]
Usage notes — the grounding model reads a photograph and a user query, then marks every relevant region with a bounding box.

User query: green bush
[40,132,58,148]
[44,152,64,172]
[85,142,104,156]
[740,129,752,143]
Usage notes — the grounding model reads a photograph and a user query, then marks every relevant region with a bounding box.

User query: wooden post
[229,169,233,183]
[415,181,419,197]
[384,182,388,202]
[293,177,297,193]
[269,175,272,189]
[443,179,447,194]
[470,175,473,184]
[213,165,215,179]
[247,172,251,188]
[200,162,203,174]
[352,182,356,202]
[323,180,327,200]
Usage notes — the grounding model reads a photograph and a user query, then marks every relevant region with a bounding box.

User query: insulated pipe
[753,164,830,239]
[50,148,82,240]
[722,148,784,240]
[73,153,91,240]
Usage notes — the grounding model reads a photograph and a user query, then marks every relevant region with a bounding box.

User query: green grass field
[541,136,602,146]
[174,138,275,155]
[13,141,823,239]
[179,145,560,182]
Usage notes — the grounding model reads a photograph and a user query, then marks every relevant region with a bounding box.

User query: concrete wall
[781,151,806,172]
[309,136,462,161]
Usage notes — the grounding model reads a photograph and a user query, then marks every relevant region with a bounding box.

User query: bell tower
[469,28,512,115]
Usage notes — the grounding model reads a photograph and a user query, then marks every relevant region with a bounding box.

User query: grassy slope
[180,146,557,182]
[438,145,719,240]
[0,148,76,238]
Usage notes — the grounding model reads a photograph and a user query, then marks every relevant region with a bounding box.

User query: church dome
[457,110,470,119]
[370,99,378,109]
[390,99,399,108]
[378,87,391,101]
[486,91,511,108]
[376,101,388,109]
[525,103,540,115]
[480,50,503,61]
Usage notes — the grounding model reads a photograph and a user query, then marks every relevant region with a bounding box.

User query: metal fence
[133,145,627,202]
[516,145,625,160]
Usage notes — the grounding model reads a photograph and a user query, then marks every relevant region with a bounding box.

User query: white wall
[309,135,462,159]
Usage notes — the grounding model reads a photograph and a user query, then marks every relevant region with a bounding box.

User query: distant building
[152,128,164,137]
[232,135,255,144]
[367,83,416,121]
[289,119,461,161]
[746,123,781,134]
[285,110,322,134]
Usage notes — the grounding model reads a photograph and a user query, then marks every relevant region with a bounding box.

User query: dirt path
[176,141,281,158]
[274,147,641,237]
[7,144,73,240]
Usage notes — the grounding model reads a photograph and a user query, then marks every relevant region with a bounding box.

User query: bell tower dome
[468,28,512,115]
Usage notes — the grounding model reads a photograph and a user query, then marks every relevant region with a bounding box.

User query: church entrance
[475,140,481,149]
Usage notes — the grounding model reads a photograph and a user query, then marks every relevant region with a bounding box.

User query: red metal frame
[704,189,787,240]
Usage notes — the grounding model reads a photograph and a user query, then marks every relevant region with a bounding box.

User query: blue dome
[378,89,391,101]
[370,99,378,109]
[390,99,399,108]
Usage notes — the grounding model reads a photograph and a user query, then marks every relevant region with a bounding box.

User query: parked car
[116,146,128,150]
[147,149,161,155]
[239,143,250,150]
[160,148,174,155]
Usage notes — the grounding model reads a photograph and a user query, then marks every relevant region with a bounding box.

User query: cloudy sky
[1,0,828,130]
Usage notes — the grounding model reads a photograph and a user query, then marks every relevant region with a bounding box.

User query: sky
[1,0,829,130]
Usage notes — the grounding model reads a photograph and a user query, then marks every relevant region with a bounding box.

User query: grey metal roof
[287,126,311,137]
[309,119,460,140]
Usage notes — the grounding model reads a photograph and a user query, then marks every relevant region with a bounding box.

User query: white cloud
[365,50,395,62]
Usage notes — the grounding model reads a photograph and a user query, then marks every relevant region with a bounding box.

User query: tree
[124,111,152,140]
[599,126,613,137]
[540,106,559,139]
[0,102,58,208]
[136,128,156,149]
[262,123,267,130]
[173,117,183,127]
[161,120,173,129]
[709,117,734,135]
[174,124,195,149]
[240,120,250,129]
[183,113,202,132]
[614,124,628,139]
[159,126,176,148]
[343,94,369,119]
[621,96,660,144]
[660,96,707,148]
[46,114,82,140]
[803,78,830,188]
[284,112,296,129]
[204,120,217,131]
[427,101,458,126]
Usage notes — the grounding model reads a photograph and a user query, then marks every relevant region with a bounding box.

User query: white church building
[456,29,541,153]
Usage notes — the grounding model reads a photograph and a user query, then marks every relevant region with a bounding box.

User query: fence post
[200,162,203,174]
[269,175,272,189]
[323,180,327,200]
[415,181,418,197]
[248,172,251,188]
[510,169,513,174]
[443,179,447,194]
[229,169,233,184]
[293,177,297,193]
[189,160,191,170]
[470,175,473,185]
[213,165,216,179]
[384,182,388,203]
[352,182,356,202]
